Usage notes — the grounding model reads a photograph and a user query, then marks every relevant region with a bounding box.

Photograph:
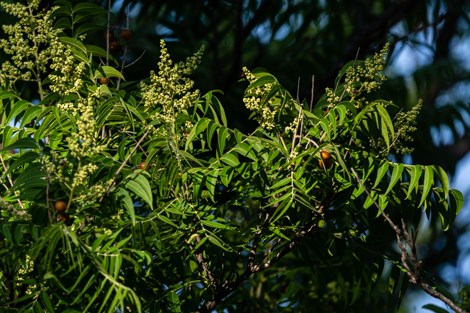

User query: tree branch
[351,168,468,313]
[196,197,329,313]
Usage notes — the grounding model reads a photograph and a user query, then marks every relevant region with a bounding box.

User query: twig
[350,168,468,313]
[106,0,111,67]
[309,75,315,111]
[196,192,330,313]
[99,128,150,202]
[0,153,25,210]
[124,50,146,68]
[192,234,218,288]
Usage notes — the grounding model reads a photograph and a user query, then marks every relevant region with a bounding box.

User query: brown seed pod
[320,149,331,160]
[319,149,333,169]
[99,77,109,85]
[120,29,132,41]
[54,200,67,212]
[109,40,121,53]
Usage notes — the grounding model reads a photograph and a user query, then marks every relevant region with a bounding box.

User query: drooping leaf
[419,166,434,208]
[94,66,125,80]
[385,163,404,195]
[1,137,40,151]
[406,165,422,199]
[220,152,240,167]
[125,174,153,210]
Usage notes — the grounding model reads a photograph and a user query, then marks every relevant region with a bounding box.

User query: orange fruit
[320,149,331,160]
[54,200,67,212]
[99,77,109,85]
[319,149,333,169]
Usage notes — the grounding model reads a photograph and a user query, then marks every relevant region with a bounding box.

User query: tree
[0,1,467,312]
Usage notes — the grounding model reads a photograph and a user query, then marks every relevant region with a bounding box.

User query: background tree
[0,0,468,312]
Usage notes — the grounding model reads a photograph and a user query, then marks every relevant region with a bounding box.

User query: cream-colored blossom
[242,67,294,131]
[141,40,204,140]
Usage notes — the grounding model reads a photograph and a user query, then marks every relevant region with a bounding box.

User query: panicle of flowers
[141,40,204,129]
[49,53,87,96]
[42,152,67,184]
[284,117,299,134]
[325,87,341,107]
[65,90,106,159]
[0,0,59,88]
[392,100,422,155]
[242,67,286,131]
[344,44,389,99]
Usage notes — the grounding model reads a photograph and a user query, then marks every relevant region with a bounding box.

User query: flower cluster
[242,67,285,130]
[49,55,87,96]
[284,117,299,134]
[344,44,388,98]
[50,90,108,203]
[0,0,88,99]
[65,91,106,159]
[0,1,57,91]
[391,101,422,155]
[141,40,204,132]
[326,44,389,108]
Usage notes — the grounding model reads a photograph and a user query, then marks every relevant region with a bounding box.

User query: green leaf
[449,189,464,215]
[217,126,229,155]
[376,104,394,148]
[233,142,257,161]
[219,166,233,187]
[59,36,87,54]
[13,163,47,190]
[406,165,422,199]
[75,24,104,37]
[185,117,211,150]
[422,304,450,313]
[94,66,125,80]
[433,165,449,199]
[201,219,231,229]
[207,233,232,251]
[85,44,109,58]
[376,194,388,217]
[71,48,89,64]
[270,176,291,190]
[319,119,331,140]
[247,75,276,90]
[7,151,39,174]
[6,99,30,125]
[73,2,106,13]
[0,90,16,100]
[419,166,434,208]
[125,174,153,210]
[19,105,42,128]
[157,214,179,228]
[205,169,218,199]
[220,152,240,167]
[167,291,182,313]
[363,190,377,209]
[1,137,40,151]
[271,198,293,223]
[116,188,136,225]
[384,163,404,195]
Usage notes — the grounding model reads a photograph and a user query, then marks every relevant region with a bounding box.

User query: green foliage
[0,2,466,312]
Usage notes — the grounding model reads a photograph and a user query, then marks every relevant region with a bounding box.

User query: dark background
[2,0,470,310]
